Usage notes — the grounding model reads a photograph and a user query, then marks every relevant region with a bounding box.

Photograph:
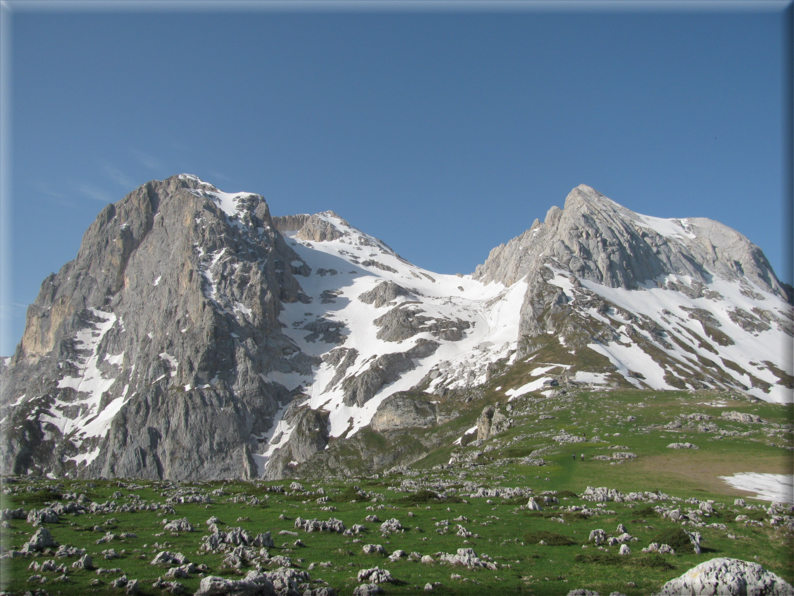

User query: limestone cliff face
[1,175,313,479]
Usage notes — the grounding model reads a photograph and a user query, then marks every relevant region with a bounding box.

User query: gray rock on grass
[162,518,193,533]
[362,544,386,555]
[353,584,384,596]
[21,527,58,553]
[27,508,59,526]
[151,551,190,566]
[379,518,403,533]
[357,567,394,584]
[668,442,699,449]
[654,557,794,595]
[589,529,606,546]
[195,572,274,595]
[72,554,94,570]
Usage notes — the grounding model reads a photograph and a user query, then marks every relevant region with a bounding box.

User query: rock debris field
[1,388,792,595]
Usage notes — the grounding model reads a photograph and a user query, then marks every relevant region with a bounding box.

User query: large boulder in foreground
[654,557,793,596]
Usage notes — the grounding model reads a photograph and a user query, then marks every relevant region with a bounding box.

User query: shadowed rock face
[374,305,470,343]
[272,214,311,234]
[263,405,330,480]
[341,341,440,408]
[1,175,312,480]
[358,281,411,308]
[476,405,510,440]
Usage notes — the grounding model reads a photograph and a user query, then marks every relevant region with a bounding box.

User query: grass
[651,527,696,554]
[1,387,791,595]
[574,552,677,571]
[523,531,579,546]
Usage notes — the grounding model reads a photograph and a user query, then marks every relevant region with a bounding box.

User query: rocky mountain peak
[2,174,313,479]
[474,185,786,299]
[1,177,790,483]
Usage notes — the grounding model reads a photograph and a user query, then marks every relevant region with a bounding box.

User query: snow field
[268,219,528,444]
[720,473,794,504]
[579,274,792,402]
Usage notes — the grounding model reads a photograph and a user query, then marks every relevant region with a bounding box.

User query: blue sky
[1,2,790,356]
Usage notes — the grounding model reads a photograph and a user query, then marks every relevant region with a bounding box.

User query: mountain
[1,176,791,481]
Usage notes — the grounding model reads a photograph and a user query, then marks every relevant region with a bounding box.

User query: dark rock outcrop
[476,405,510,440]
[358,281,411,308]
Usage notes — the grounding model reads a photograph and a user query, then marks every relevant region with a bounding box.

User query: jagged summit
[474,184,785,299]
[1,177,790,481]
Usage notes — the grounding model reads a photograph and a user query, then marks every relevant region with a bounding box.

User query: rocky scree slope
[1,177,791,481]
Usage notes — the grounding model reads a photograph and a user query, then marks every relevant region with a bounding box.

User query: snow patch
[505,377,555,400]
[634,213,697,241]
[720,473,794,504]
[159,352,179,377]
[573,371,611,385]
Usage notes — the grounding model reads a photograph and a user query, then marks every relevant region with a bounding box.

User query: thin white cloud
[208,170,230,182]
[103,164,135,189]
[33,181,70,200]
[0,302,29,315]
[75,183,113,203]
[31,182,82,208]
[132,149,165,172]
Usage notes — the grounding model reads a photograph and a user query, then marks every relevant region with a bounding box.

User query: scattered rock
[589,529,606,546]
[353,584,384,596]
[527,497,543,511]
[72,554,95,570]
[357,567,394,584]
[21,527,58,553]
[294,517,346,533]
[721,411,764,424]
[151,551,190,566]
[362,544,386,555]
[162,518,194,533]
[379,518,403,533]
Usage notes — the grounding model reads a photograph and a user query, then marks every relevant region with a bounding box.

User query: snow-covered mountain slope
[1,176,790,482]
[475,185,792,405]
[255,189,790,477]
[256,212,528,477]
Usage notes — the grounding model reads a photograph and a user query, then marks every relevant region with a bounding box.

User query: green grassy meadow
[1,387,792,595]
